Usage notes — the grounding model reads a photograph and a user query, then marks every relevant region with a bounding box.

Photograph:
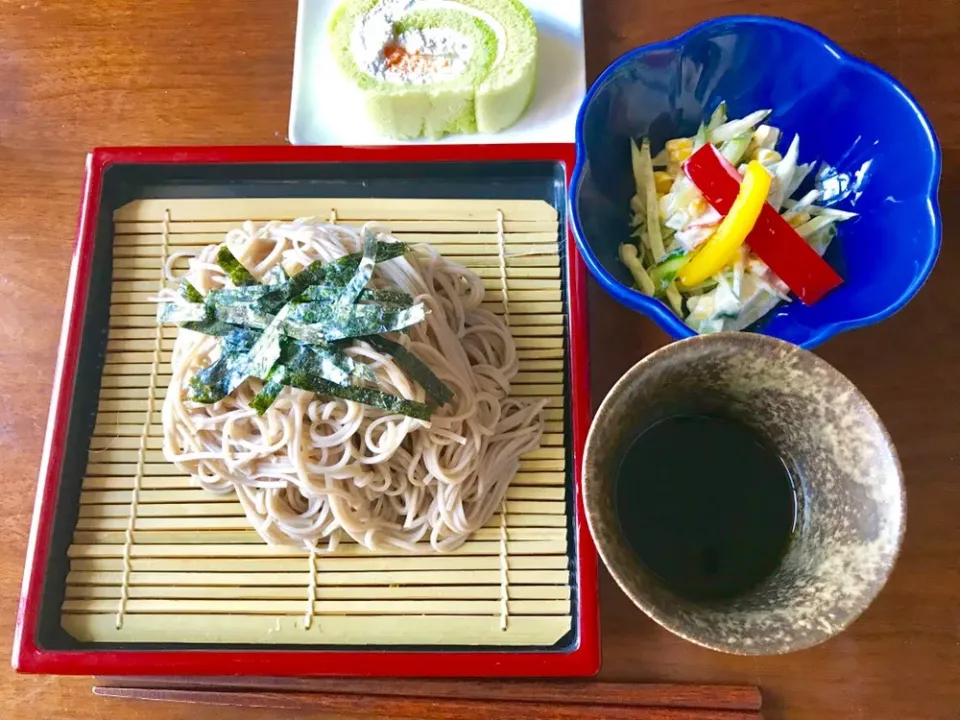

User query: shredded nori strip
[181,317,239,338]
[287,372,432,421]
[188,327,260,403]
[361,288,415,306]
[253,259,327,315]
[188,308,286,404]
[171,236,430,419]
[178,279,204,304]
[205,285,270,308]
[338,232,379,306]
[157,302,206,323]
[262,265,289,286]
[321,241,407,286]
[249,362,288,415]
[249,339,404,415]
[285,302,427,341]
[252,242,407,315]
[215,246,258,286]
[365,335,454,407]
[296,285,414,308]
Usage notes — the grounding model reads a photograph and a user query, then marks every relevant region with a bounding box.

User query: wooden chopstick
[93,686,762,719]
[96,677,761,711]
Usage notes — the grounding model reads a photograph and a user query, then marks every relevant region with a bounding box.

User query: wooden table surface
[0,1,957,718]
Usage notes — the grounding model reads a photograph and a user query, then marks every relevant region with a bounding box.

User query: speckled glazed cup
[583,333,905,654]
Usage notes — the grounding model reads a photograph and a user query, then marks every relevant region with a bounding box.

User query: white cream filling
[350,0,507,85]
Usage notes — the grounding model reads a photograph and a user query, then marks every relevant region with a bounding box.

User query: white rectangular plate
[289,0,586,145]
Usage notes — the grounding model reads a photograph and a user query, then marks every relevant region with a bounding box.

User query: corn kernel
[788,212,810,228]
[665,138,694,153]
[754,148,782,164]
[653,171,673,195]
[690,196,708,216]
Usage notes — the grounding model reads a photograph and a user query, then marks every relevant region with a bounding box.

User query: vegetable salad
[620,103,856,334]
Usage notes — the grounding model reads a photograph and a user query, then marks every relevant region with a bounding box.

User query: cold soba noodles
[156,219,546,553]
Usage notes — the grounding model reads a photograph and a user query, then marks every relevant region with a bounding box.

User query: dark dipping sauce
[615,415,797,601]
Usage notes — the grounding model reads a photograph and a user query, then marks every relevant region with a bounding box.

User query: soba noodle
[160,219,547,553]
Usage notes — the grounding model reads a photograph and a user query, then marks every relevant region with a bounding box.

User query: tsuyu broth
[615,414,798,601]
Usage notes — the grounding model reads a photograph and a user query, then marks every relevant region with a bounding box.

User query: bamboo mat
[61,197,573,647]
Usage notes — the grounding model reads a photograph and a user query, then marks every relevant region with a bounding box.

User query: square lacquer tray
[14,143,599,677]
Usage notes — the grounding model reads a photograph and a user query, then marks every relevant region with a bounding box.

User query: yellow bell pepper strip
[681,144,843,304]
[677,160,772,287]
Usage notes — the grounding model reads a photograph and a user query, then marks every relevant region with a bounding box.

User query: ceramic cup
[583,333,905,654]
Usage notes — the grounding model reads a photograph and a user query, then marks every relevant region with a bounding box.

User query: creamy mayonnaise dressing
[350,0,506,85]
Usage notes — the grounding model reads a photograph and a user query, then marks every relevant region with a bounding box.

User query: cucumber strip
[684,278,719,294]
[649,249,690,292]
[719,134,753,166]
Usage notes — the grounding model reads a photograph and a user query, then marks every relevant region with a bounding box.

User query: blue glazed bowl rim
[570,14,943,349]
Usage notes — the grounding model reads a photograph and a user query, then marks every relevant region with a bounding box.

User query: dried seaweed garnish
[262,265,288,286]
[365,335,453,407]
[286,371,432,421]
[321,241,407,287]
[157,302,206,323]
[215,246,258,286]
[249,363,287,415]
[249,339,374,414]
[361,288,414,306]
[178,280,204,304]
[188,327,260,403]
[296,285,414,308]
[338,231,379,306]
[181,317,239,338]
[169,235,431,419]
[285,302,427,341]
[205,285,270,308]
[251,242,408,316]
[188,307,286,404]
[252,260,325,315]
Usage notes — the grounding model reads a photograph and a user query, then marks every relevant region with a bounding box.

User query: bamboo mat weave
[60,197,574,647]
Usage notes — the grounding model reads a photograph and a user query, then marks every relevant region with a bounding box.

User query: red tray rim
[13,142,600,677]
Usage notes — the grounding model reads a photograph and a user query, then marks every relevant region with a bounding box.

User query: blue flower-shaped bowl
[570,16,941,348]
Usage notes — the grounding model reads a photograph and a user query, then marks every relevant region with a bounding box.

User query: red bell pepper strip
[682,144,843,305]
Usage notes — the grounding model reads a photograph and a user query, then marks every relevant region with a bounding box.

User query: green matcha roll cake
[328,0,538,139]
